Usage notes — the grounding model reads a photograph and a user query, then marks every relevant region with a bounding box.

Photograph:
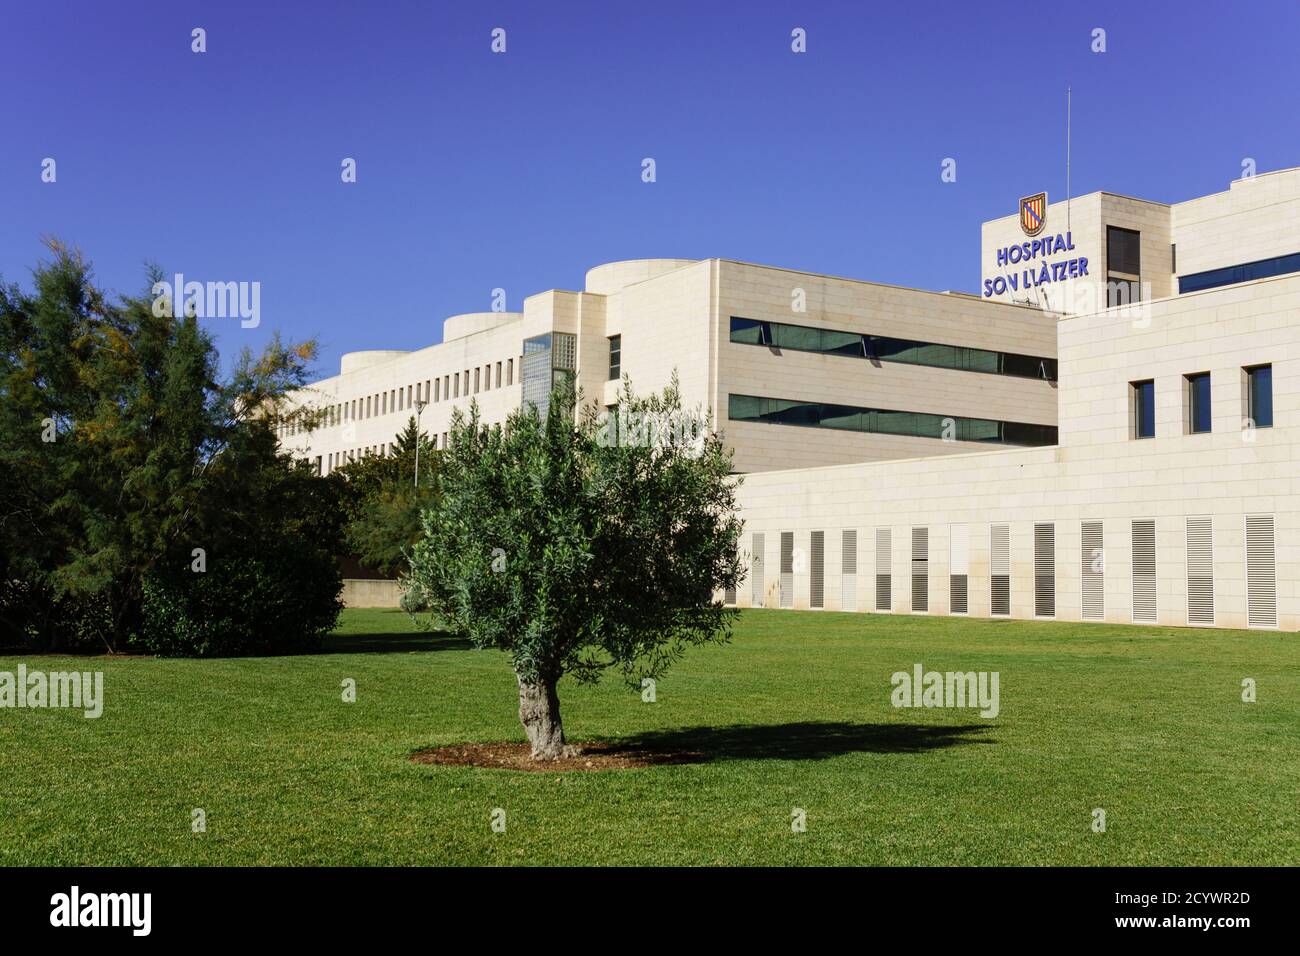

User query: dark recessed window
[1186,372,1211,434]
[1247,365,1273,428]
[607,334,621,380]
[1132,380,1155,439]
[727,393,1057,447]
[1107,226,1142,307]
[1180,253,1300,295]
[727,316,1057,381]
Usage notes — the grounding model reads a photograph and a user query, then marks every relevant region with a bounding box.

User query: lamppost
[413,399,428,489]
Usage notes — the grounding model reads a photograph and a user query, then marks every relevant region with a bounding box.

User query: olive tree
[406,377,743,760]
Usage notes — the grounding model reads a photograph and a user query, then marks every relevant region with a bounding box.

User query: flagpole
[1066,86,1072,232]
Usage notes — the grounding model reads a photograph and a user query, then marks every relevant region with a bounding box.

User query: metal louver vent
[810,530,825,610]
[911,527,929,612]
[949,524,969,615]
[1185,516,1214,625]
[990,524,1010,615]
[1081,521,1104,620]
[1034,522,1055,618]
[1245,514,1277,628]
[1131,519,1157,623]
[779,531,794,609]
[875,528,892,611]
[751,533,765,608]
[841,530,858,611]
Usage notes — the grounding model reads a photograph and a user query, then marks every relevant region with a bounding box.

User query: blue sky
[3,0,1297,376]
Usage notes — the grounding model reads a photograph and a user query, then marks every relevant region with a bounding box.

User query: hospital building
[282,165,1300,630]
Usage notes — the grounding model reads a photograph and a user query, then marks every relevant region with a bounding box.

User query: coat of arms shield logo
[1019,192,1047,237]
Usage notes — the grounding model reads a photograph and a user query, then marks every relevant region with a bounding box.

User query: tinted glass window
[1133,380,1155,438]
[1248,365,1273,428]
[1187,373,1211,433]
[1107,226,1141,276]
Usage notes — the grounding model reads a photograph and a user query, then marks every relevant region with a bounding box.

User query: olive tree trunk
[517,674,571,760]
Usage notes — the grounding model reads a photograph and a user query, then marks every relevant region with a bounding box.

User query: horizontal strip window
[730,316,1057,381]
[728,394,1058,446]
[1178,251,1300,294]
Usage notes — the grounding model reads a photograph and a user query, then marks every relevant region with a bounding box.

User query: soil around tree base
[410,741,702,772]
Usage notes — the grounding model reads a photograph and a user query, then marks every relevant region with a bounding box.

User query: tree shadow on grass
[614,720,995,764]
[322,629,472,654]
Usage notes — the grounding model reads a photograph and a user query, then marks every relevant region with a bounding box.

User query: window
[507,358,514,386]
[474,368,480,394]
[1246,364,1272,428]
[1179,251,1300,294]
[495,362,502,388]
[728,317,1057,381]
[1131,380,1155,439]
[751,533,765,608]
[453,373,459,398]
[1106,226,1141,307]
[1185,372,1211,434]
[727,394,1057,447]
[608,334,622,380]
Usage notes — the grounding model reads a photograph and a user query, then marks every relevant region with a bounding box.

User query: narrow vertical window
[1185,372,1211,434]
[1246,364,1272,428]
[1106,225,1141,306]
[608,334,622,380]
[507,358,514,386]
[1131,380,1155,439]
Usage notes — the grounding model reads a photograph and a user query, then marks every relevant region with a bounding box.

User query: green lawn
[2,609,1297,865]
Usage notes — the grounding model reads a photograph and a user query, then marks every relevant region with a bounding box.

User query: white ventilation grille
[875,527,892,611]
[1185,516,1214,625]
[1080,521,1104,620]
[1131,519,1157,623]
[1245,514,1277,628]
[724,543,739,606]
[1034,522,1055,618]
[949,524,969,614]
[779,532,794,609]
[810,530,825,610]
[841,529,858,611]
[751,533,765,608]
[911,526,929,612]
[990,524,1010,615]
